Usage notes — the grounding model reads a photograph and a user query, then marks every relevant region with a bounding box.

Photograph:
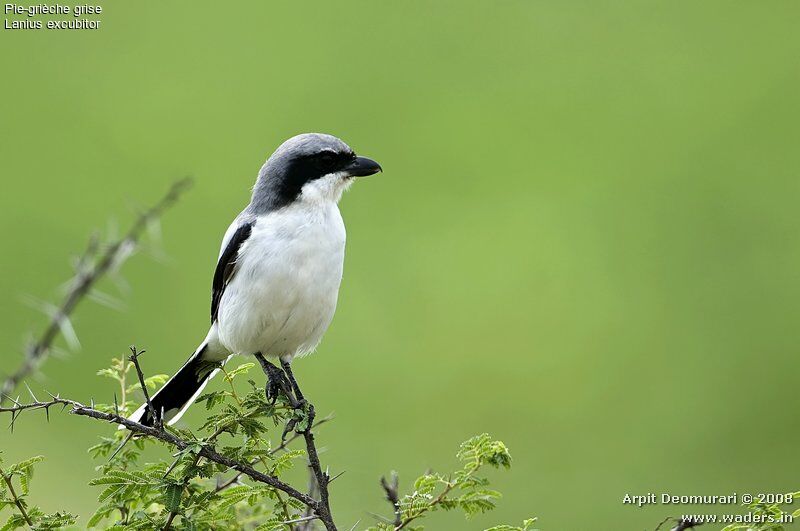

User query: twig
[296,467,320,531]
[127,346,161,430]
[163,509,179,530]
[255,361,337,531]
[0,466,33,526]
[283,515,320,526]
[394,477,456,530]
[0,396,319,512]
[214,413,334,493]
[303,402,337,530]
[380,472,401,527]
[0,178,193,402]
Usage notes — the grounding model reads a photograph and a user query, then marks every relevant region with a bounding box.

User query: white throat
[299,172,354,206]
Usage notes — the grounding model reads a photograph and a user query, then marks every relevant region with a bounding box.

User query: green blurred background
[2,1,799,529]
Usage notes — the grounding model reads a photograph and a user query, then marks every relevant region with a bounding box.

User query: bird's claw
[260,358,292,405]
[254,353,308,441]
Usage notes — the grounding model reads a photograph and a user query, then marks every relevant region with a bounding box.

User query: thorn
[113,393,119,416]
[24,382,38,402]
[330,470,346,483]
[162,455,181,478]
[1,393,18,405]
[108,431,134,462]
[2,394,22,407]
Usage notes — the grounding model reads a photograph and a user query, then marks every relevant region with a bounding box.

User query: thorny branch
[127,346,162,430]
[300,403,335,529]
[0,394,319,512]
[1,369,340,530]
[0,178,193,402]
[0,178,345,530]
[252,357,339,531]
[214,413,334,493]
[296,468,321,531]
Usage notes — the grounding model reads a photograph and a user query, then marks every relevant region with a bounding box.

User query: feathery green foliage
[367,434,532,531]
[84,356,303,529]
[0,454,77,530]
[3,356,532,530]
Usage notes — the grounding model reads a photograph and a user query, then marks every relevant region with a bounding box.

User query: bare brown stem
[127,346,162,430]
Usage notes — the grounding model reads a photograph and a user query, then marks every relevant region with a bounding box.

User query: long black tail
[128,344,221,427]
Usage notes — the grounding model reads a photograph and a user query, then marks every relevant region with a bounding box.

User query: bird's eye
[319,152,336,168]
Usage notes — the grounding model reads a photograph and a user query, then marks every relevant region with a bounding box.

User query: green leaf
[89,469,154,487]
[96,368,121,381]
[8,456,44,477]
[223,363,255,382]
[86,502,117,528]
[162,483,183,512]
[1,512,30,531]
[196,391,228,411]
[126,374,170,394]
[35,511,78,529]
[18,476,29,498]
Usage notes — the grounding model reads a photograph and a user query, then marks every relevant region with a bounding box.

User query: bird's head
[252,133,382,211]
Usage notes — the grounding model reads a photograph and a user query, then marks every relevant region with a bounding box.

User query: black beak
[343,156,382,177]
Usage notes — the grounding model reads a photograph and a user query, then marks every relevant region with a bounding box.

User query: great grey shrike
[130,133,382,426]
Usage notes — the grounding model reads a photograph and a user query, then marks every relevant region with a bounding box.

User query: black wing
[211,222,254,323]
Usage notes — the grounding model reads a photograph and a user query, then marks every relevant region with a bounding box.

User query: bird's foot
[254,353,311,442]
[266,369,292,404]
[254,353,293,405]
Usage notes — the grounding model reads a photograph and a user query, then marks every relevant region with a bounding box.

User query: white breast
[216,200,346,360]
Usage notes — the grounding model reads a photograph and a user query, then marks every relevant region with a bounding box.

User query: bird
[129,133,382,427]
